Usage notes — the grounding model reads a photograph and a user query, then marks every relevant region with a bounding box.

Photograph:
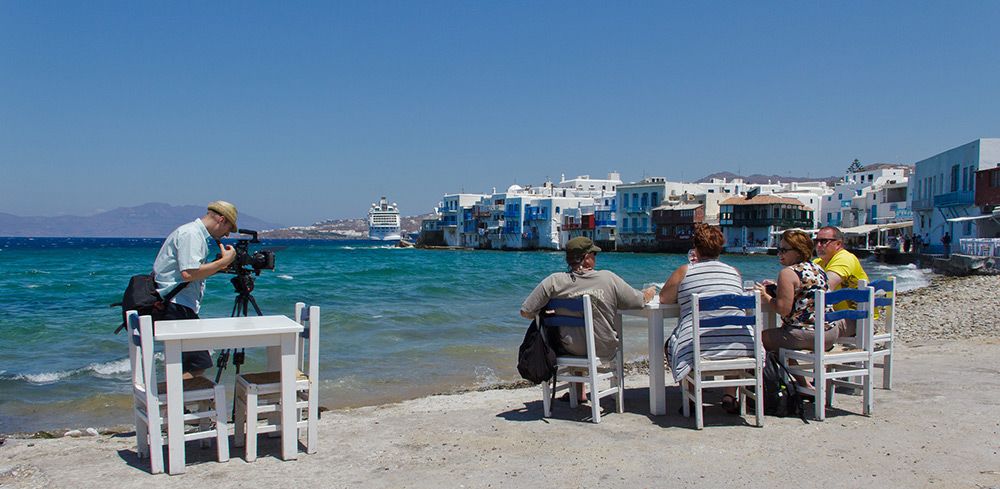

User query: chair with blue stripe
[780,286,875,421]
[866,277,896,389]
[683,291,764,430]
[538,295,624,424]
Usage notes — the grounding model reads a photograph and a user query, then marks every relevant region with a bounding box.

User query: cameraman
[152,201,239,379]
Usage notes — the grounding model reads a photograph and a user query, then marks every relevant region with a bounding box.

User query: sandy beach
[2,274,999,489]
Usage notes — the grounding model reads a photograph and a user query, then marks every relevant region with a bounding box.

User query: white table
[154,315,303,475]
[621,301,680,416]
[622,298,780,416]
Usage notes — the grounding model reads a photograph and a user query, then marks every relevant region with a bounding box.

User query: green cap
[565,236,601,258]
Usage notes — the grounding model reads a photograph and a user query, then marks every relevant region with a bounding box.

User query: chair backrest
[815,286,875,354]
[536,295,595,359]
[127,310,159,407]
[690,291,762,367]
[294,302,320,378]
[864,276,896,338]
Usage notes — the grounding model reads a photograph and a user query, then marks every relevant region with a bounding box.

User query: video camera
[220,229,276,276]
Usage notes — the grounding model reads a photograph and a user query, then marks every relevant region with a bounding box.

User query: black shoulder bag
[111,273,189,334]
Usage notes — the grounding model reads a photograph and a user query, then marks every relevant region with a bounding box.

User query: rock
[85,428,99,437]
[64,430,82,438]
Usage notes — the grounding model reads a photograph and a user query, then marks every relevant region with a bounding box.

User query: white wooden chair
[234,303,319,461]
[779,287,875,421]
[681,291,764,430]
[538,295,624,424]
[127,311,229,474]
[866,277,896,389]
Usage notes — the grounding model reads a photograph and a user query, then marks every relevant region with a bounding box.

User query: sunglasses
[815,238,838,244]
[776,247,795,254]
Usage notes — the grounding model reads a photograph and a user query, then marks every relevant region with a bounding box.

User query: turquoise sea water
[0,237,931,433]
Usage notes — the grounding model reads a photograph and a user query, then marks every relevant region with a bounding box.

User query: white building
[616,177,667,248]
[438,193,489,247]
[912,139,1000,252]
[820,164,910,227]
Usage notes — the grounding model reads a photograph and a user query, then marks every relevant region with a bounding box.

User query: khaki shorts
[777,323,841,351]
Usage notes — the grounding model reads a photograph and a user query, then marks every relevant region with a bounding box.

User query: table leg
[165,341,186,474]
[648,309,666,415]
[279,333,298,460]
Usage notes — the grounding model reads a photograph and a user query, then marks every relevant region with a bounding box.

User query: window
[992,170,1000,188]
[651,192,659,206]
[951,165,960,192]
[555,207,560,214]
[632,194,639,209]
[641,193,648,208]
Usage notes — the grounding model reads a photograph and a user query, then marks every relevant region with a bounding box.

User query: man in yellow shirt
[814,226,870,337]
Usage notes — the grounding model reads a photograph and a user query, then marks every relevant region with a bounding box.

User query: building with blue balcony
[439,193,489,247]
[912,139,1000,252]
[616,177,666,250]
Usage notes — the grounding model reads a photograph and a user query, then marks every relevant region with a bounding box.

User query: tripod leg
[247,296,264,316]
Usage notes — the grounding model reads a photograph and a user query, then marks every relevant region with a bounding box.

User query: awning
[769,228,819,235]
[838,224,879,235]
[947,214,996,223]
[879,221,913,230]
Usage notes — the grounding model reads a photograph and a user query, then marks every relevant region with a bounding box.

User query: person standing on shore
[942,232,952,258]
[813,226,870,337]
[153,201,239,379]
[520,236,655,401]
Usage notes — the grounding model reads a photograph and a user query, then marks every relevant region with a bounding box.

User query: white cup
[743,280,756,291]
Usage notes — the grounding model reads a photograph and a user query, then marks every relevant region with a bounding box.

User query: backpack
[761,351,806,419]
[110,273,188,334]
[516,320,557,384]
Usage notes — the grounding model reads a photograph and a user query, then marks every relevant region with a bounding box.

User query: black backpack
[516,320,557,385]
[761,351,806,420]
[110,273,188,334]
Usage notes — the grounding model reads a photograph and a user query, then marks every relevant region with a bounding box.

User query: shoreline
[5,272,996,441]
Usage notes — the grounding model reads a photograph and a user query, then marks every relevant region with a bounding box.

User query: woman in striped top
[659,224,754,413]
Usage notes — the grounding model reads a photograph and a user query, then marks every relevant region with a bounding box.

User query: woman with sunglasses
[755,229,840,354]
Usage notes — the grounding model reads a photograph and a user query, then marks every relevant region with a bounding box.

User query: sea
[0,237,931,434]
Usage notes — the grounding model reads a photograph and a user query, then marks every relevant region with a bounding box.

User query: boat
[368,197,402,241]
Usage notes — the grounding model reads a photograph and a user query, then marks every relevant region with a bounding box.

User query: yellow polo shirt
[814,248,869,312]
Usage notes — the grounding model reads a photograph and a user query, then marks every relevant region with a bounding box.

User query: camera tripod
[214,272,262,384]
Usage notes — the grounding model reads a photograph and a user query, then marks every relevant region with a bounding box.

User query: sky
[2,1,999,226]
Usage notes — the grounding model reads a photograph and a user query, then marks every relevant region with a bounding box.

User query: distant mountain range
[0,203,283,238]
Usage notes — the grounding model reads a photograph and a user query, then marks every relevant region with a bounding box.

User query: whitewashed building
[912,139,1000,252]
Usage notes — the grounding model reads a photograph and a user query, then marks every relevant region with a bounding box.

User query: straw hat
[207,200,238,233]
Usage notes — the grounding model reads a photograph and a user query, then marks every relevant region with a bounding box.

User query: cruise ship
[368,197,402,241]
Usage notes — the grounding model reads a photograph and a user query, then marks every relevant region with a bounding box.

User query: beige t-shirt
[521,269,646,360]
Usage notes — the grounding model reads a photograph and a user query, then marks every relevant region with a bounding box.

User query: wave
[277,274,294,280]
[864,261,932,292]
[339,245,400,251]
[1,354,159,384]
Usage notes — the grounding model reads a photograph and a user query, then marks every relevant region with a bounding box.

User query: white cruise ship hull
[368,229,402,241]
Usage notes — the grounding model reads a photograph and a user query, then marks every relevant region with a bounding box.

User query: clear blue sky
[2,1,999,226]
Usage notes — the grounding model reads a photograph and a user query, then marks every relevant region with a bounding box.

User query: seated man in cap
[152,200,239,379]
[520,237,655,402]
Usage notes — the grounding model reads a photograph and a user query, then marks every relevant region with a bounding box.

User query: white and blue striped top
[666,260,754,381]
